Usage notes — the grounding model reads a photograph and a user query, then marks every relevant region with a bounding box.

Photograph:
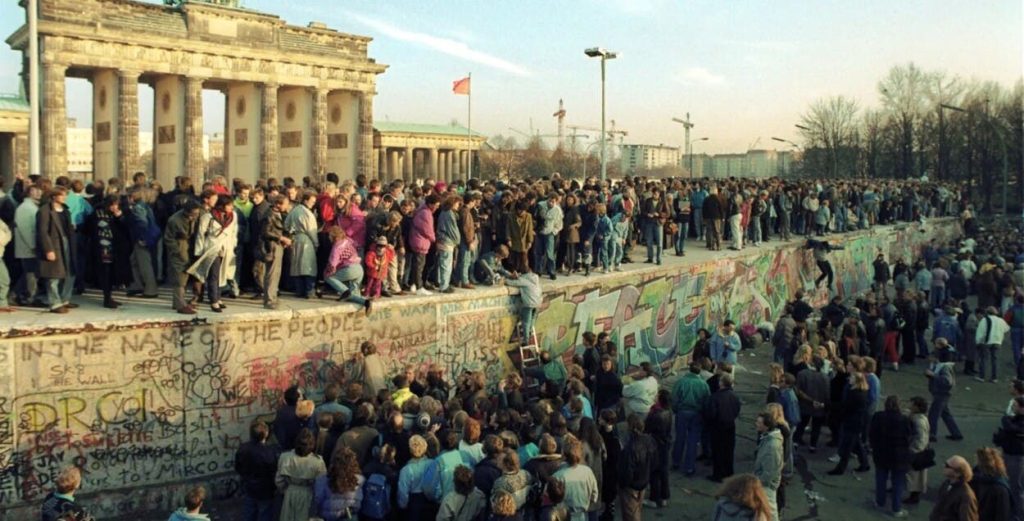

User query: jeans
[46,275,74,310]
[672,410,702,473]
[930,286,946,310]
[778,212,791,240]
[326,264,367,306]
[610,240,623,269]
[978,344,999,380]
[597,239,609,271]
[675,222,689,254]
[241,495,274,521]
[18,258,44,304]
[875,468,906,513]
[644,222,663,263]
[455,242,476,285]
[540,233,557,276]
[519,306,537,341]
[693,208,703,239]
[437,248,454,290]
[750,217,762,244]
[927,394,962,439]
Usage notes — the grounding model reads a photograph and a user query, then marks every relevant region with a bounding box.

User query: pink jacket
[408,205,436,254]
[324,237,360,278]
[336,203,366,251]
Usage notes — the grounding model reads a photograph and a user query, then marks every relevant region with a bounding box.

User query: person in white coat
[186,195,237,312]
[622,363,659,417]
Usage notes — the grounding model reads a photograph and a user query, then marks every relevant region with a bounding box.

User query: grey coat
[285,205,319,277]
[754,428,784,491]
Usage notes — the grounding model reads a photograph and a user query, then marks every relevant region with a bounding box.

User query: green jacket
[671,372,710,414]
[543,358,568,386]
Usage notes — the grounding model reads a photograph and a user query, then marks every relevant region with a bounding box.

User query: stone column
[357,91,374,180]
[388,149,400,181]
[453,149,463,180]
[311,88,328,183]
[403,146,413,182]
[377,149,386,180]
[117,70,140,182]
[41,62,67,179]
[260,83,279,180]
[428,147,438,180]
[447,150,456,182]
[184,76,205,187]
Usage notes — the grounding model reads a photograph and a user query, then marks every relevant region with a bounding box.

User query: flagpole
[467,72,472,180]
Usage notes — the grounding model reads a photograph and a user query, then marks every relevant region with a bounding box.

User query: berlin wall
[0,220,958,518]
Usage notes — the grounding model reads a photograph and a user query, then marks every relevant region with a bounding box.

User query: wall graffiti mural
[0,222,956,518]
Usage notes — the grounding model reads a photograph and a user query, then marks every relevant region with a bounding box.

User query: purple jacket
[408,205,435,254]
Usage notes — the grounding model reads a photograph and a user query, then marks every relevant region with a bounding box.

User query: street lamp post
[585,47,618,183]
[771,137,800,177]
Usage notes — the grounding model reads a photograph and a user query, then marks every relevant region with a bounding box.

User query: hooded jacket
[753,428,784,491]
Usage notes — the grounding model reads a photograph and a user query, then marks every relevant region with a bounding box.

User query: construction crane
[748,137,762,151]
[552,99,567,150]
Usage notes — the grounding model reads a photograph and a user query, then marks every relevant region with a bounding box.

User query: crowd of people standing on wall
[0,171,964,316]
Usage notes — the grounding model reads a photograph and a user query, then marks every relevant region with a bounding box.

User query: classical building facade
[0,93,29,186]
[374,122,487,183]
[6,0,386,189]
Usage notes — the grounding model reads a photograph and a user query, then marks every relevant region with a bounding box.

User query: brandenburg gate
[6,0,387,187]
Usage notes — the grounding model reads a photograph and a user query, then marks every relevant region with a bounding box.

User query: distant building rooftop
[374,122,485,138]
[0,93,29,112]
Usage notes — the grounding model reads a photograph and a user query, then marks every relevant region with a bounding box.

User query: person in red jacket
[364,236,395,299]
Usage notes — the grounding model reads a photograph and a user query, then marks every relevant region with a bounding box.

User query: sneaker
[990,379,999,384]
[642,500,658,509]
[893,511,909,519]
[828,455,841,463]
[974,376,986,382]
[416,288,433,296]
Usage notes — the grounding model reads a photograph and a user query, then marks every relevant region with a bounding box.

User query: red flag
[452,76,470,95]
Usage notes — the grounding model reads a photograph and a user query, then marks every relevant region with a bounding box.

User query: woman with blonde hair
[766,363,784,404]
[712,473,772,521]
[763,403,793,517]
[789,345,813,375]
[971,447,1011,520]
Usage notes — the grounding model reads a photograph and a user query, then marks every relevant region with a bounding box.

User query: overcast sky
[0,0,1021,154]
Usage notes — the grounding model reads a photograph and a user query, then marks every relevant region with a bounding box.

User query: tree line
[797,63,1023,214]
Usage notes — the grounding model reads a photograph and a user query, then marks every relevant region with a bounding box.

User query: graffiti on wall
[0,222,956,518]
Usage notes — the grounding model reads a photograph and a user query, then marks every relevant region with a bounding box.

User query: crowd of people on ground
[38,223,1024,521]
[0,171,964,316]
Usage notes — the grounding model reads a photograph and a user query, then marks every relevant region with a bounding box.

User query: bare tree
[878,63,931,178]
[797,95,860,177]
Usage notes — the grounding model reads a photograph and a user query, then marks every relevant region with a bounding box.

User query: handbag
[911,448,936,470]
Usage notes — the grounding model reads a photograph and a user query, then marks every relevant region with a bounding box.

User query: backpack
[360,473,392,520]
[421,459,444,503]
